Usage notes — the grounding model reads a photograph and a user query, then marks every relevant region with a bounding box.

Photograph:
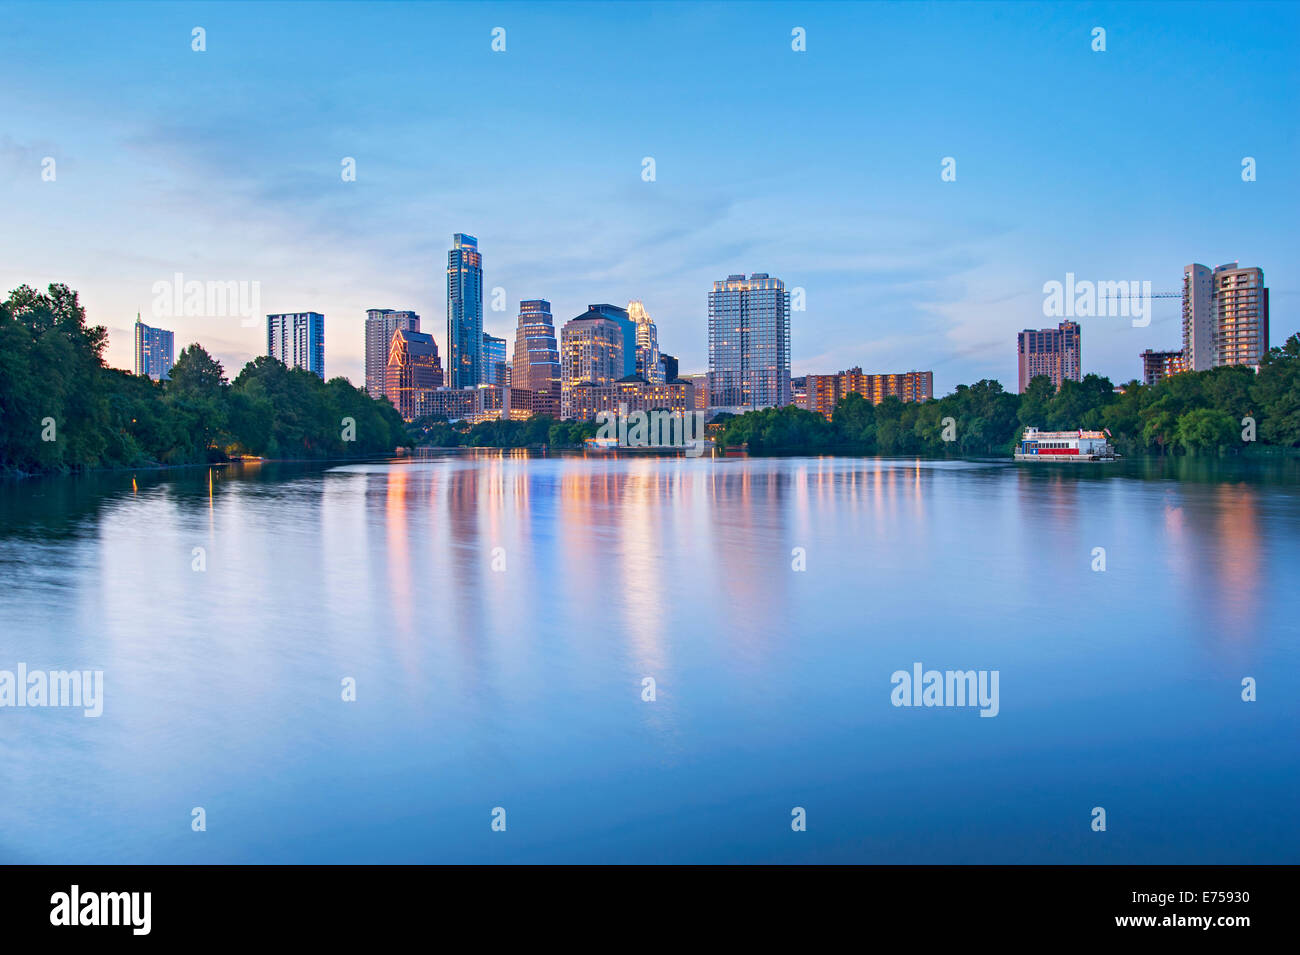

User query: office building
[386,329,443,420]
[446,233,483,388]
[660,353,679,383]
[267,311,325,379]
[511,299,561,417]
[708,273,791,410]
[627,300,664,384]
[560,309,627,419]
[483,332,508,387]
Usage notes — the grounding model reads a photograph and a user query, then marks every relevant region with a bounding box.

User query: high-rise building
[365,309,420,399]
[585,304,637,378]
[267,312,325,378]
[560,309,627,419]
[133,314,174,381]
[386,329,443,421]
[659,353,679,383]
[511,299,561,416]
[1212,264,1269,368]
[627,300,664,384]
[708,273,791,410]
[1139,349,1187,387]
[446,233,483,388]
[1182,264,1215,372]
[1017,320,1080,392]
[482,332,508,386]
[1182,262,1270,370]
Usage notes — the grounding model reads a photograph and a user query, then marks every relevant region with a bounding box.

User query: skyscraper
[511,299,561,414]
[1017,320,1081,392]
[386,329,443,421]
[627,300,664,384]
[482,332,508,386]
[1182,262,1270,370]
[365,308,420,399]
[708,273,791,410]
[560,309,627,419]
[585,304,637,378]
[267,312,325,379]
[659,353,679,383]
[133,314,174,381]
[446,233,483,388]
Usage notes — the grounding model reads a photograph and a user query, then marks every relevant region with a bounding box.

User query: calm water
[1,453,1297,864]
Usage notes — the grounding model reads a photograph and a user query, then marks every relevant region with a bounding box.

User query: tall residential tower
[1183,262,1270,370]
[267,311,325,379]
[365,309,420,399]
[133,314,174,381]
[708,273,791,410]
[1017,320,1081,392]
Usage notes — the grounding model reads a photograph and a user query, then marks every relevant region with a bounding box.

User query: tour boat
[1014,427,1119,463]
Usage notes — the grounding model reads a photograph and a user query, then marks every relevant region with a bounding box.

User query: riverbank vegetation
[1,284,409,475]
[408,415,600,449]
[717,334,1300,456]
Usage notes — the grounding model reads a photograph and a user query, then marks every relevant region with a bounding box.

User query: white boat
[1013,427,1120,463]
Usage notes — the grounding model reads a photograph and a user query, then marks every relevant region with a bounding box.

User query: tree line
[1,284,410,475]
[409,415,600,449]
[716,334,1300,456]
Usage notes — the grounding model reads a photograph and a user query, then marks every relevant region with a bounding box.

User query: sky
[2,0,1296,394]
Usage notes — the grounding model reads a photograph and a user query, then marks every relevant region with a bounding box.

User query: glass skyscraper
[707,273,791,410]
[584,303,637,378]
[133,314,174,381]
[627,300,663,384]
[446,233,483,388]
[482,332,508,386]
[267,312,326,379]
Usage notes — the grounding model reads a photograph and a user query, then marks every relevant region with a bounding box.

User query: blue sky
[2,1,1296,392]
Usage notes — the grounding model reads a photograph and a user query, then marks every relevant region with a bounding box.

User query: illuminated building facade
[267,311,325,379]
[708,272,791,411]
[1017,320,1080,393]
[1139,349,1187,387]
[560,310,626,419]
[446,233,483,388]
[386,329,443,420]
[365,308,420,399]
[134,315,174,381]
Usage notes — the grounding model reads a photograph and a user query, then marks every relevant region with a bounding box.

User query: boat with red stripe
[1014,427,1120,463]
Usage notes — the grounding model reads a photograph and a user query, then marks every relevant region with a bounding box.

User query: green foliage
[1,284,410,475]
[713,336,1300,457]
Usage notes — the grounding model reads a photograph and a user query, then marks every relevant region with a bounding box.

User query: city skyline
[3,2,1294,393]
